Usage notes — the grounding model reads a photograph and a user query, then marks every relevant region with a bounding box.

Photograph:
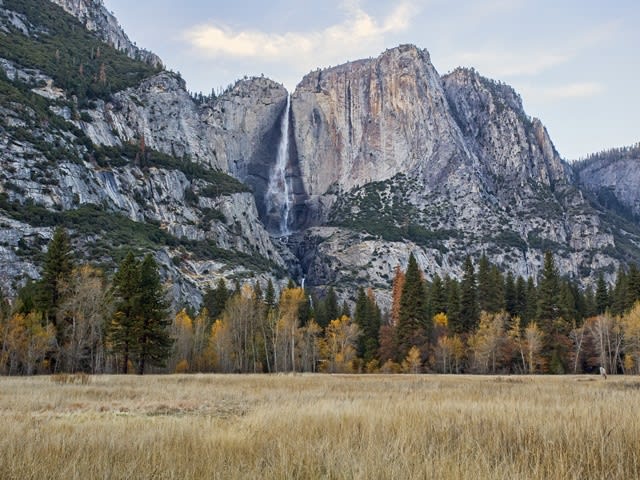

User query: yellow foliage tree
[171,309,193,373]
[435,335,464,373]
[4,312,55,375]
[321,315,361,373]
[622,302,640,374]
[402,345,422,373]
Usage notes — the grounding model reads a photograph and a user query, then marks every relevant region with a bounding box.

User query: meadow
[0,374,638,479]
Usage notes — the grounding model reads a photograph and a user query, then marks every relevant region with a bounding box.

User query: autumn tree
[402,346,422,373]
[57,265,109,373]
[2,312,55,375]
[273,287,305,372]
[586,313,623,374]
[321,315,361,373]
[390,265,405,326]
[622,302,640,374]
[171,309,194,372]
[468,311,509,374]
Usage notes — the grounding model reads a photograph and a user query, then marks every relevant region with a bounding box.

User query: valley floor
[0,374,638,479]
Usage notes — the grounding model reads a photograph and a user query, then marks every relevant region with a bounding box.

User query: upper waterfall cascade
[265,94,293,236]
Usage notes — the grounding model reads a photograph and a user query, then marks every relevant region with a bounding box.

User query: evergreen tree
[325,287,339,321]
[445,276,462,333]
[202,278,229,325]
[611,268,628,315]
[477,254,491,313]
[354,288,381,362]
[536,252,561,324]
[488,265,505,312]
[515,275,528,320]
[322,287,339,327]
[558,281,577,322]
[341,301,351,318]
[135,254,172,374]
[504,272,516,316]
[626,264,640,308]
[396,254,428,359]
[583,286,597,319]
[38,226,74,328]
[264,279,276,309]
[595,272,610,314]
[429,273,447,316]
[109,252,141,374]
[459,256,478,332]
[524,277,537,324]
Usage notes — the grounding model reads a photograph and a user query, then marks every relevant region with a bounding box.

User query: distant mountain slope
[574,143,640,220]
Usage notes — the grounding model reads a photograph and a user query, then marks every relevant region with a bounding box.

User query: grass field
[0,374,638,479]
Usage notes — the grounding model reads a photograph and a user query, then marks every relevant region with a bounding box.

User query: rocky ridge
[49,0,162,67]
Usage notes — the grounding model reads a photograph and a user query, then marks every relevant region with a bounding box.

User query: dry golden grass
[0,374,639,479]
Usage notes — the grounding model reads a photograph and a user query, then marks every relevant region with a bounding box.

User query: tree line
[0,227,171,375]
[2,228,640,375]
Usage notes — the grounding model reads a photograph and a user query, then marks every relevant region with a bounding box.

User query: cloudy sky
[103,0,638,160]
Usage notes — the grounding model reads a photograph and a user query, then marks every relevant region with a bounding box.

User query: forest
[1,227,640,375]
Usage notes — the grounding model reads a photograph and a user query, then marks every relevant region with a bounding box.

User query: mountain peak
[49,0,162,67]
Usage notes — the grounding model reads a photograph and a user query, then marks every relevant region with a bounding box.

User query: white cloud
[519,82,605,103]
[183,1,414,63]
[455,51,569,77]
[542,82,605,99]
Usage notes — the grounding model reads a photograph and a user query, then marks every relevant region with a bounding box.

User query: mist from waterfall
[265,94,293,236]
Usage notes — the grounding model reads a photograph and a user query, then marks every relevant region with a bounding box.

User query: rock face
[442,68,571,191]
[292,45,471,196]
[575,145,640,219]
[49,0,162,67]
[289,46,621,301]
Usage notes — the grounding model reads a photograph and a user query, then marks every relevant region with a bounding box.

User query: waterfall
[265,94,292,236]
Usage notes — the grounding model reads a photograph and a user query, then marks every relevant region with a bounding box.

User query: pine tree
[135,254,172,374]
[515,276,528,321]
[525,277,537,324]
[477,254,491,312]
[354,288,381,363]
[504,271,516,316]
[203,278,229,325]
[459,256,478,332]
[109,252,141,374]
[264,279,276,309]
[536,252,561,324]
[626,264,640,309]
[583,286,597,319]
[429,273,447,317]
[38,226,74,327]
[325,287,339,322]
[445,276,462,333]
[396,254,428,360]
[611,268,628,315]
[341,301,351,318]
[595,272,610,314]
